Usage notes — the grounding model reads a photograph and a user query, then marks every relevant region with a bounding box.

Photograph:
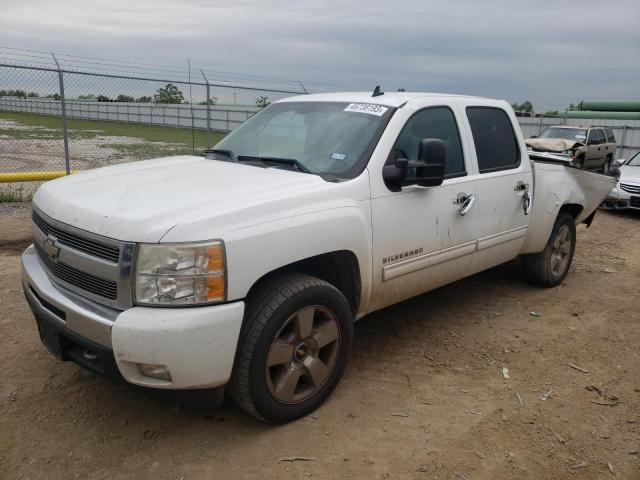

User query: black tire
[229,273,353,423]
[602,157,612,174]
[521,213,576,287]
[575,156,585,169]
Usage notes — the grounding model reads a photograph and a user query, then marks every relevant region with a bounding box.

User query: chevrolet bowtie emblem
[43,235,60,261]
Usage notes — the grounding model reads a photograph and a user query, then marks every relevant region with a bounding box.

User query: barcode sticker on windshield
[344,103,388,116]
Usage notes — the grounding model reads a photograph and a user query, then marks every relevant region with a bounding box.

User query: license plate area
[36,315,64,359]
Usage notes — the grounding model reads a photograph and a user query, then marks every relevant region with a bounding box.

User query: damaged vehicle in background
[602,151,640,210]
[526,126,616,172]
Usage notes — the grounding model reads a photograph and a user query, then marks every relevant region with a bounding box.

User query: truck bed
[521,157,617,254]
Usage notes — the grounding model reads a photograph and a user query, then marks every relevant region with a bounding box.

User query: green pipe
[557,110,640,120]
[579,100,640,112]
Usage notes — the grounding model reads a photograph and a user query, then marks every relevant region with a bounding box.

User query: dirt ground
[0,207,638,480]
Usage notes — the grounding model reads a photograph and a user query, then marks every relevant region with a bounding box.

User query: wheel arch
[245,250,362,317]
[559,203,583,221]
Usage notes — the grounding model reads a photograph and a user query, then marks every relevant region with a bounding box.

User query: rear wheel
[522,213,576,287]
[229,273,353,423]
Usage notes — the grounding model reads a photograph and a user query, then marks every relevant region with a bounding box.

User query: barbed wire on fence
[1,46,638,191]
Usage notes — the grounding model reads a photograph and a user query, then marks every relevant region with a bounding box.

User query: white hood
[34,156,328,242]
[619,164,640,184]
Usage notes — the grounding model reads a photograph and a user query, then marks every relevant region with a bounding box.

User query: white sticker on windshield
[344,103,388,116]
[331,153,347,161]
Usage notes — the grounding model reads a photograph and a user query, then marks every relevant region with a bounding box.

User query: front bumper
[601,185,640,210]
[22,245,245,389]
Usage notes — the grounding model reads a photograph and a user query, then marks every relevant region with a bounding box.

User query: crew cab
[22,91,616,423]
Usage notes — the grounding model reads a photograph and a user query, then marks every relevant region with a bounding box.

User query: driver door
[368,104,478,312]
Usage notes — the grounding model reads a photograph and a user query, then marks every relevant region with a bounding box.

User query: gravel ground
[0,201,31,217]
[1,208,639,479]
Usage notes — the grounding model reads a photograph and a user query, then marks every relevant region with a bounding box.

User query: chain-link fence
[0,48,337,197]
[2,47,639,200]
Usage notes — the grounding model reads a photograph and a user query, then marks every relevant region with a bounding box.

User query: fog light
[137,363,172,382]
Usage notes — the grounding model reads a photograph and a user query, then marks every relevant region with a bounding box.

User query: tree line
[1,83,271,108]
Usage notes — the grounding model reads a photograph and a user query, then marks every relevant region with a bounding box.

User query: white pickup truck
[22,91,615,423]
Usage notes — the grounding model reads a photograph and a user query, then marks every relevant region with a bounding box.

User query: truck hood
[33,155,329,242]
[620,165,640,184]
[525,138,582,152]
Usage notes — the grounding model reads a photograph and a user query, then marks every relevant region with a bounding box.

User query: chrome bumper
[21,244,118,348]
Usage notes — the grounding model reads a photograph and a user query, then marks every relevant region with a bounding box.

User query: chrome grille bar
[32,210,120,263]
[35,243,118,300]
[620,183,640,195]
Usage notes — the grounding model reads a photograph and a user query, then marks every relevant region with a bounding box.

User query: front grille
[630,196,640,208]
[35,243,118,300]
[621,183,640,195]
[32,211,120,263]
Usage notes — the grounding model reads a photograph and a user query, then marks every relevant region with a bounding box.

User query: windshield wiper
[236,155,312,174]
[201,149,238,162]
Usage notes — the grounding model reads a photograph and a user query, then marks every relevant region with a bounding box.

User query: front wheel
[229,273,353,423]
[521,213,576,287]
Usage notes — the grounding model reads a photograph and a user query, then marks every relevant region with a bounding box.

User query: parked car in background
[602,151,640,210]
[526,125,616,172]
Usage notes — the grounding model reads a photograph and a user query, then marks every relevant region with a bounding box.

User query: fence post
[619,125,628,160]
[51,53,70,175]
[537,113,544,136]
[201,70,212,148]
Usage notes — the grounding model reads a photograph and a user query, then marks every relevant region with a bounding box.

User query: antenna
[372,85,384,97]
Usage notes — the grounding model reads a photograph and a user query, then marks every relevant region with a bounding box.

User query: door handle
[458,193,476,216]
[522,190,532,215]
[515,181,532,215]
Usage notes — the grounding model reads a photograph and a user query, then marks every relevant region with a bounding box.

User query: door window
[587,129,599,144]
[466,107,520,173]
[389,107,466,177]
[605,129,616,143]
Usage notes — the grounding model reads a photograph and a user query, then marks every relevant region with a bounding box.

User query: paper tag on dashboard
[344,103,388,116]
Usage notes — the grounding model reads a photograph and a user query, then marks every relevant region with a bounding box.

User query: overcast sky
[2,0,639,110]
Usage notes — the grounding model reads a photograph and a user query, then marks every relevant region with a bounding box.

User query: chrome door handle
[522,190,532,215]
[458,193,476,216]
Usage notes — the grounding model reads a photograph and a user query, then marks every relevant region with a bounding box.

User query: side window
[597,129,606,143]
[390,107,466,177]
[606,129,616,143]
[466,107,520,173]
[587,129,599,144]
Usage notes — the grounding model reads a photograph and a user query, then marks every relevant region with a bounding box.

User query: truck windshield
[210,101,393,179]
[540,127,587,143]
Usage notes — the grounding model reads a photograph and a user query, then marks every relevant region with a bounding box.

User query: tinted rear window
[466,107,520,173]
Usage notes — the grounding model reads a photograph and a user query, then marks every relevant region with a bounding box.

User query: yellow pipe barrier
[0,171,78,183]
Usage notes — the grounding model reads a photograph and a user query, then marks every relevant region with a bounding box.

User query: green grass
[0,185,32,202]
[0,111,226,148]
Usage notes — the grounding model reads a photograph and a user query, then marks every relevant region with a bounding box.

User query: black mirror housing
[415,138,446,187]
[382,139,446,191]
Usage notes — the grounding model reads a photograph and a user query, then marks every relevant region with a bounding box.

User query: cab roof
[277,91,484,108]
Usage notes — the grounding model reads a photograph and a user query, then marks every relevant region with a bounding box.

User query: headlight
[134,241,226,306]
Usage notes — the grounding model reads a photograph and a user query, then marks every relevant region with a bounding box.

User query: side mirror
[530,135,538,139]
[382,139,446,191]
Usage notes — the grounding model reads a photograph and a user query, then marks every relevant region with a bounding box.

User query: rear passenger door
[461,104,533,274]
[586,129,604,167]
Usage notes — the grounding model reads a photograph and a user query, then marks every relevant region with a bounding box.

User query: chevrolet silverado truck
[22,91,616,423]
